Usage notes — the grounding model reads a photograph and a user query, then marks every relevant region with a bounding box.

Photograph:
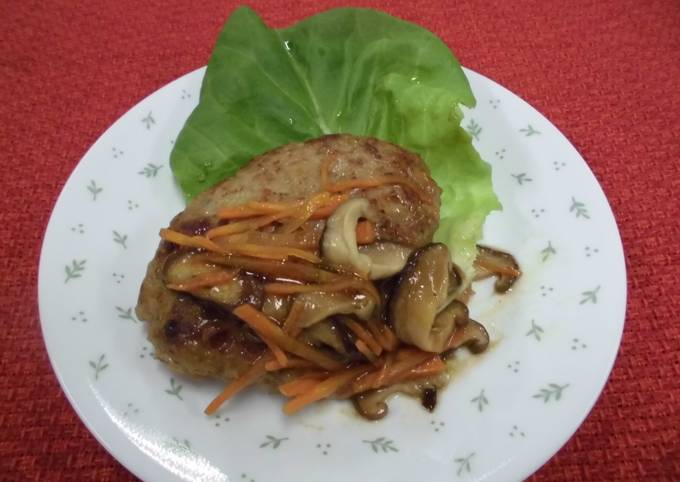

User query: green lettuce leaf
[170,6,499,276]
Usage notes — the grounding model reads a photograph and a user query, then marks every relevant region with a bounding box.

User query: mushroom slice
[352,386,395,420]
[163,250,248,306]
[261,294,291,321]
[322,198,411,279]
[322,198,372,275]
[389,244,465,352]
[357,242,412,279]
[298,319,359,359]
[474,245,521,293]
[296,291,375,329]
[445,319,489,354]
[352,376,448,420]
[437,300,470,328]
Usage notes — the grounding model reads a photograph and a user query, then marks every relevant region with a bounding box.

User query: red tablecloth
[2,0,678,480]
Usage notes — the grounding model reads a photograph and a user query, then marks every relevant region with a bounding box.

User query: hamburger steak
[136,134,441,382]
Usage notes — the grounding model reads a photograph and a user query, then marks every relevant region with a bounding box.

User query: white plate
[38,67,626,482]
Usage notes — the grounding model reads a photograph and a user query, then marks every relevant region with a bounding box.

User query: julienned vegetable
[170,6,499,277]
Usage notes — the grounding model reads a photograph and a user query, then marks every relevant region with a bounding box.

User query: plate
[38,67,626,482]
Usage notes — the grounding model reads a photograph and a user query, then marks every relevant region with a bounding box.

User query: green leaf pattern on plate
[526,319,544,341]
[580,286,601,304]
[165,377,184,400]
[541,242,556,261]
[89,354,109,380]
[259,435,289,449]
[471,389,489,412]
[363,437,398,453]
[138,163,163,177]
[87,180,102,200]
[454,452,475,476]
[519,124,540,136]
[113,230,128,249]
[64,259,86,283]
[511,172,532,185]
[532,383,569,402]
[465,119,482,140]
[142,111,156,130]
[570,197,590,219]
[115,306,137,322]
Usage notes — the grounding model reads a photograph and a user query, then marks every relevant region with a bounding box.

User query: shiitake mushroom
[389,243,465,352]
[474,245,521,293]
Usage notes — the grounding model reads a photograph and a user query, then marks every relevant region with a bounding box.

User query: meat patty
[136,134,441,381]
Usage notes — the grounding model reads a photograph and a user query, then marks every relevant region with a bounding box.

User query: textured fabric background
[1,0,678,480]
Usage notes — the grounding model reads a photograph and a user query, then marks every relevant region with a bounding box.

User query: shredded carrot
[366,320,400,352]
[206,343,445,416]
[348,356,445,398]
[394,346,423,361]
[233,305,342,370]
[283,301,304,337]
[160,228,225,254]
[376,356,446,390]
[343,318,383,356]
[160,229,318,263]
[216,204,283,220]
[355,340,378,363]
[279,192,332,234]
[200,254,341,284]
[387,349,431,371]
[474,256,522,278]
[217,243,321,263]
[246,201,297,211]
[308,194,349,219]
[166,270,238,292]
[350,349,419,393]
[206,213,289,239]
[373,352,393,388]
[219,231,318,250]
[365,321,386,349]
[355,220,377,245]
[378,325,400,351]
[278,374,327,397]
[283,365,370,415]
[218,191,346,228]
[258,334,288,367]
[392,350,438,377]
[326,176,432,205]
[217,198,322,221]
[265,357,316,371]
[348,351,440,395]
[204,354,271,415]
[405,356,446,379]
[264,279,380,302]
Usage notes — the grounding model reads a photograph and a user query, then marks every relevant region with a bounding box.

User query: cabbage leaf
[170,6,499,276]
